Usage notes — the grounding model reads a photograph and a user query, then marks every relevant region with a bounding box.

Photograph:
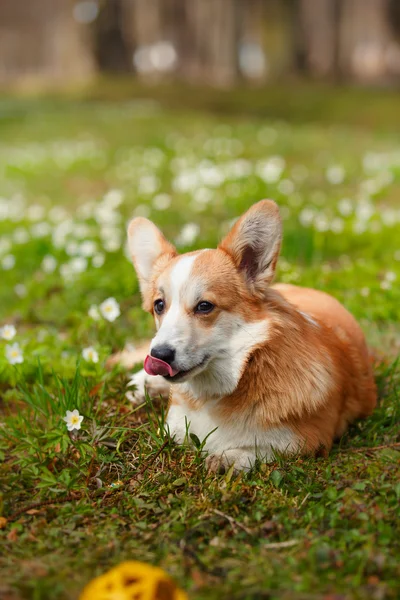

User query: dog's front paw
[127,369,170,405]
[206,449,255,474]
[206,453,232,474]
[126,369,148,405]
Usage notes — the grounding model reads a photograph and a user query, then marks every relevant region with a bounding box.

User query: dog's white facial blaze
[150,254,198,367]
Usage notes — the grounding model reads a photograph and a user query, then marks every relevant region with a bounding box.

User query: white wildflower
[0,238,11,255]
[79,240,97,257]
[63,409,84,431]
[133,204,151,218]
[27,205,45,222]
[82,347,99,363]
[2,254,15,270]
[103,189,124,208]
[278,179,294,196]
[92,253,105,268]
[69,256,88,274]
[299,208,315,227]
[338,198,353,217]
[100,297,121,322]
[138,175,159,195]
[5,342,23,365]
[41,255,57,273]
[256,157,285,184]
[326,165,345,185]
[175,223,200,246]
[103,238,121,253]
[88,305,100,320]
[314,215,330,233]
[48,206,68,223]
[14,284,27,297]
[330,218,344,234]
[193,187,213,206]
[152,194,171,211]
[31,222,51,238]
[385,271,397,282]
[0,324,16,340]
[66,241,79,256]
[13,228,30,244]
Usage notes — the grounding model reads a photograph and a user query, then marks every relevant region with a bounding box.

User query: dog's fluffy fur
[124,200,377,472]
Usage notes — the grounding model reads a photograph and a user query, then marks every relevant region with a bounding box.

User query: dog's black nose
[150,344,176,365]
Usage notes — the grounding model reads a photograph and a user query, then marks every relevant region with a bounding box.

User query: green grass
[0,84,399,600]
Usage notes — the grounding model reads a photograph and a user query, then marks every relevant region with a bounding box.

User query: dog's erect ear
[219,200,281,299]
[127,217,177,299]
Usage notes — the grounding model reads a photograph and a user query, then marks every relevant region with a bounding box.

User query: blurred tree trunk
[262,0,296,78]
[0,0,95,84]
[297,0,339,77]
[93,0,134,72]
[182,0,240,86]
[339,0,394,82]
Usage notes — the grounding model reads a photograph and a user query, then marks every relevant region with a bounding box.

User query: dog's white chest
[166,400,299,460]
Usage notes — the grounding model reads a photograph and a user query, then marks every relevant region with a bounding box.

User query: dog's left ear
[219,200,282,299]
[127,217,177,302]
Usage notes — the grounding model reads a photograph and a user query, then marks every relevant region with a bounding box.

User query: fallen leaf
[7,528,18,542]
[89,382,103,397]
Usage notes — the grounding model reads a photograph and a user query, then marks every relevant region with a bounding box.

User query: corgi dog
[126,200,377,472]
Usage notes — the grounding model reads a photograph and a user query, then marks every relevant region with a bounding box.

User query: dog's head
[127,200,282,396]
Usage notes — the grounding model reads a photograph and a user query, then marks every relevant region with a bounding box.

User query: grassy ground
[0,84,399,600]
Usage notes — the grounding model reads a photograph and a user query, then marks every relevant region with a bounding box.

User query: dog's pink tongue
[144,355,178,377]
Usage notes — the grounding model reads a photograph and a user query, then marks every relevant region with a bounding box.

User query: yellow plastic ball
[80,561,188,600]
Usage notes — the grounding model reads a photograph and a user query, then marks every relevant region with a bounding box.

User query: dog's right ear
[127,218,177,300]
[219,200,282,300]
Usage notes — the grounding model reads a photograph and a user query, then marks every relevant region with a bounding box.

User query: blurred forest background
[1,0,400,88]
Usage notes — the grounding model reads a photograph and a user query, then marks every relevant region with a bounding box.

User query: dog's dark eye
[154,299,165,315]
[195,301,214,314]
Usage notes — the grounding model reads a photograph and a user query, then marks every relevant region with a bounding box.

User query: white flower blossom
[152,194,171,211]
[326,165,345,185]
[2,254,15,270]
[5,342,23,364]
[338,198,353,217]
[278,179,294,196]
[175,223,200,246]
[0,324,16,340]
[100,297,121,322]
[63,409,84,431]
[14,284,27,297]
[13,228,30,244]
[103,189,124,208]
[88,305,100,320]
[385,271,397,282]
[92,253,105,268]
[69,256,88,273]
[79,240,97,257]
[82,347,99,363]
[41,255,57,273]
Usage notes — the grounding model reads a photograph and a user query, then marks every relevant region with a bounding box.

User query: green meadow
[0,84,399,600]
